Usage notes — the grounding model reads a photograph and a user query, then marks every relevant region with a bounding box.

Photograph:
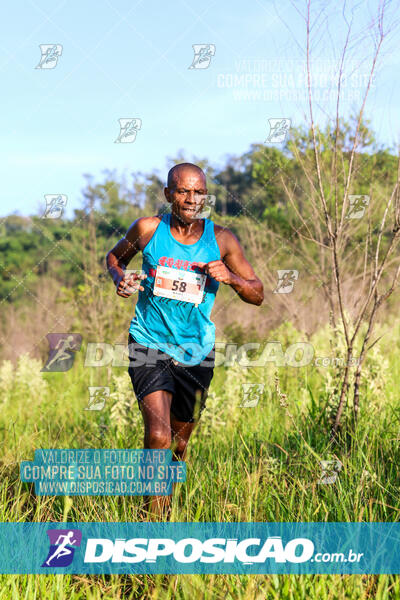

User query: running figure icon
[42,333,82,372]
[45,531,77,566]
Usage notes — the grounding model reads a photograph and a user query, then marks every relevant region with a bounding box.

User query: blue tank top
[129,213,221,365]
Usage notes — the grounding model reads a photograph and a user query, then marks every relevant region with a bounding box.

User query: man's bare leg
[167,415,196,518]
[139,391,197,519]
[170,414,195,461]
[140,390,172,519]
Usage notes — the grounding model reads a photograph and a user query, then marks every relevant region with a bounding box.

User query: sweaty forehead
[170,168,206,188]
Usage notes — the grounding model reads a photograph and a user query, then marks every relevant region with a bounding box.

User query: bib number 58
[172,280,187,292]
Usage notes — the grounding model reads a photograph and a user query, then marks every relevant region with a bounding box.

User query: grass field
[1,319,400,599]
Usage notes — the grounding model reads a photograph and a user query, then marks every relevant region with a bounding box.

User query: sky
[1,0,400,217]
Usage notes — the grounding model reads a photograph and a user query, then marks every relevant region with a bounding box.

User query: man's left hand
[194,260,236,285]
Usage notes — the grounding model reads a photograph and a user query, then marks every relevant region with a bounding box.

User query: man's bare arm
[106,216,159,297]
[221,230,264,305]
[195,228,264,306]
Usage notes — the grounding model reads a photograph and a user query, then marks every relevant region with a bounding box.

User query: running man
[106,163,263,518]
[43,335,77,371]
[45,531,77,566]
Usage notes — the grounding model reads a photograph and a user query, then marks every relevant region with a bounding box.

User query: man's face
[164,169,208,224]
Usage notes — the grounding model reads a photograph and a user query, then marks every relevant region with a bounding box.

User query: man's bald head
[167,163,206,188]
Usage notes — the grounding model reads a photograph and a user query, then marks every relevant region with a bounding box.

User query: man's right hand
[116,272,147,298]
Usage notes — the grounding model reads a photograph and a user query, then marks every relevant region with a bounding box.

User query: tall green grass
[1,320,400,599]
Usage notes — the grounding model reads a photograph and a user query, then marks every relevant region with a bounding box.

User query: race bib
[153,265,206,305]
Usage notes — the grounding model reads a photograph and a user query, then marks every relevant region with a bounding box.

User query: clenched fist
[116,271,147,297]
[194,260,235,285]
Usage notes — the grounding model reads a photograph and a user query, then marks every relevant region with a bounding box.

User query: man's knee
[173,437,189,457]
[147,428,171,449]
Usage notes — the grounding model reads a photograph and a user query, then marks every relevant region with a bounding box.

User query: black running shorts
[127,334,215,422]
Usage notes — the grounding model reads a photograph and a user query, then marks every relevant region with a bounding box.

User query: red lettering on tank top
[155,256,213,290]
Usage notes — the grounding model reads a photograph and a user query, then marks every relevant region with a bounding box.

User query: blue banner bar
[0,522,399,574]
[20,450,186,496]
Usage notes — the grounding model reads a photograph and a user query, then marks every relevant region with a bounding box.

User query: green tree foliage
[0,120,396,308]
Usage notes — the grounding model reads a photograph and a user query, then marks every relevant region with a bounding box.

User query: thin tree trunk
[331,346,353,438]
